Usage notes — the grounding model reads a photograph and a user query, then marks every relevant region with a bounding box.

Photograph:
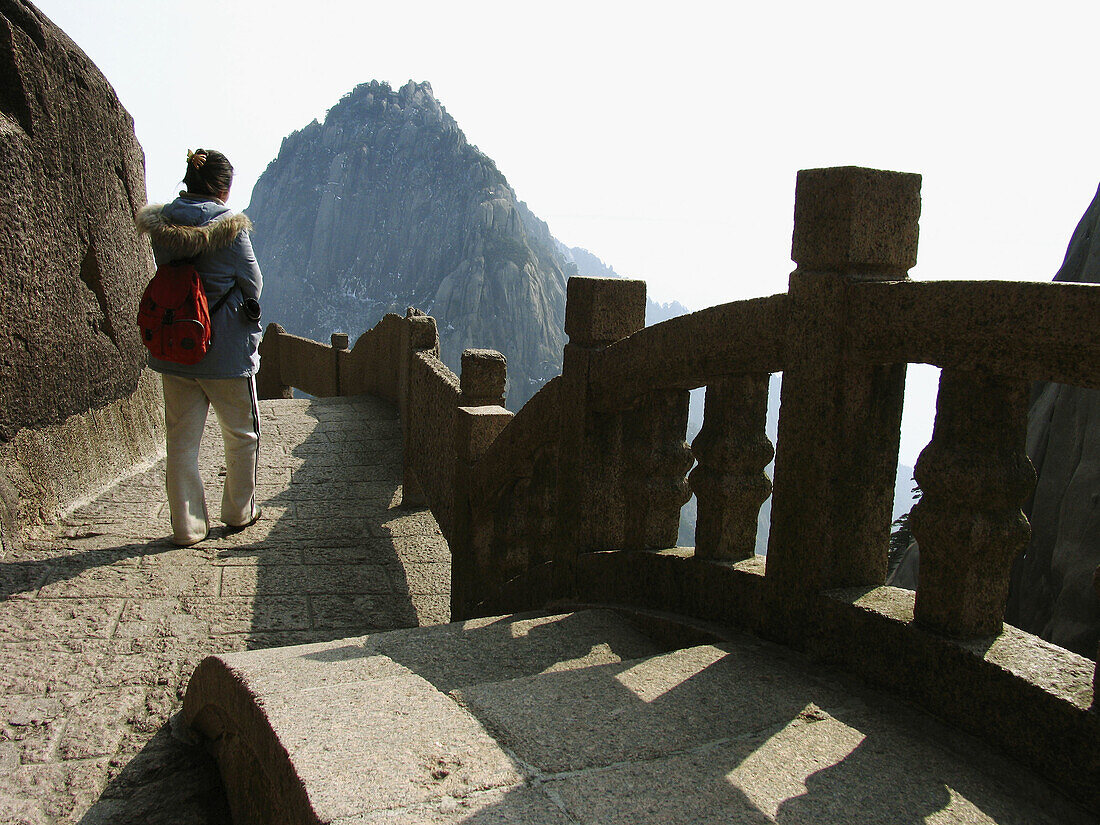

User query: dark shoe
[224,507,262,534]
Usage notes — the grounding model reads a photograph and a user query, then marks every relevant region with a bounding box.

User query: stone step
[182,610,1097,825]
[180,610,668,823]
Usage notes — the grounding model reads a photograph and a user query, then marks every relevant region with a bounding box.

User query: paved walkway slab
[182,609,1100,825]
[0,395,448,825]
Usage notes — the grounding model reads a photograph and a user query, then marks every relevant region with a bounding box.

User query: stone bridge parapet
[254,166,1100,813]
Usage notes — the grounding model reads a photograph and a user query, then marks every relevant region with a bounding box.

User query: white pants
[162,374,260,544]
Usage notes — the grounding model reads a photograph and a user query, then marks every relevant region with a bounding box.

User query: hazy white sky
[31,0,1100,466]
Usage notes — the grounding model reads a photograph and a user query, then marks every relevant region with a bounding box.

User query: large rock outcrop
[1005,183,1100,658]
[247,80,570,409]
[0,0,160,549]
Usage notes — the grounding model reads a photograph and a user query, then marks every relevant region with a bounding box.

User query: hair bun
[186,149,207,170]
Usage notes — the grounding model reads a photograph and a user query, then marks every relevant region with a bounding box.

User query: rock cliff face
[0,0,161,547]
[247,80,569,409]
[0,0,152,437]
[1005,183,1100,658]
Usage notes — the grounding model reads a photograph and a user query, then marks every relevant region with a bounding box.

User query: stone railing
[255,309,512,542]
[255,166,1100,812]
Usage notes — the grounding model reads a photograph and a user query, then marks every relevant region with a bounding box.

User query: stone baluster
[690,374,774,561]
[910,369,1034,637]
[622,389,693,550]
[767,167,919,602]
[553,276,646,597]
[255,322,292,400]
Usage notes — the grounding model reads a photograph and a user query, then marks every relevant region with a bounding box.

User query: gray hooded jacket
[136,194,263,379]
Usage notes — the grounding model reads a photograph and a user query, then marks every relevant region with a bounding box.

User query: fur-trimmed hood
[136,203,253,258]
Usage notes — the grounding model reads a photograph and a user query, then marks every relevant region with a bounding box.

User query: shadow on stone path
[0,394,449,824]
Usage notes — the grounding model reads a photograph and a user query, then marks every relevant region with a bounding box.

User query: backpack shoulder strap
[209,282,240,314]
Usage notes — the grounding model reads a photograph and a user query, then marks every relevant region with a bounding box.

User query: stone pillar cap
[461,349,507,406]
[565,277,646,346]
[792,166,921,278]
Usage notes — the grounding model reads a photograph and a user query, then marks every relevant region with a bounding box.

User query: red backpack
[136,262,234,365]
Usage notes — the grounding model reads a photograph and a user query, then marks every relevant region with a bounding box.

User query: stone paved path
[0,395,449,825]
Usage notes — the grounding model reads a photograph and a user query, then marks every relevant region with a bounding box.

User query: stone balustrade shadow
[435,624,1088,822]
[267,610,1087,824]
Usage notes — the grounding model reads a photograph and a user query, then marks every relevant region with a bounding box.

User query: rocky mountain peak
[248,79,567,408]
[338,80,447,127]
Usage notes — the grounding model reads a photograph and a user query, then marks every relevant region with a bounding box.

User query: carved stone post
[452,347,512,617]
[400,312,439,507]
[767,167,920,601]
[911,369,1034,637]
[690,374,774,561]
[398,308,438,420]
[255,322,292,400]
[451,404,513,620]
[622,389,693,550]
[460,349,507,407]
[553,276,646,598]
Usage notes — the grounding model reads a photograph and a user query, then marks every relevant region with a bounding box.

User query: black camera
[242,298,261,322]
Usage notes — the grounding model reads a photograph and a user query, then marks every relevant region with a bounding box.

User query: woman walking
[136,149,263,546]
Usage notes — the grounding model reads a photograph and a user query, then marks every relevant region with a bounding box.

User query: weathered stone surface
[372,610,667,693]
[329,786,573,825]
[220,564,392,596]
[564,276,647,347]
[546,705,1093,825]
[56,687,147,760]
[183,609,1097,824]
[1,396,450,823]
[459,349,507,407]
[248,80,569,410]
[453,405,513,467]
[911,369,1033,637]
[403,350,461,530]
[768,167,915,597]
[861,183,1100,658]
[177,610,664,823]
[0,0,162,548]
[37,562,219,599]
[455,641,855,774]
[78,729,232,825]
[791,166,921,276]
[191,657,524,823]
